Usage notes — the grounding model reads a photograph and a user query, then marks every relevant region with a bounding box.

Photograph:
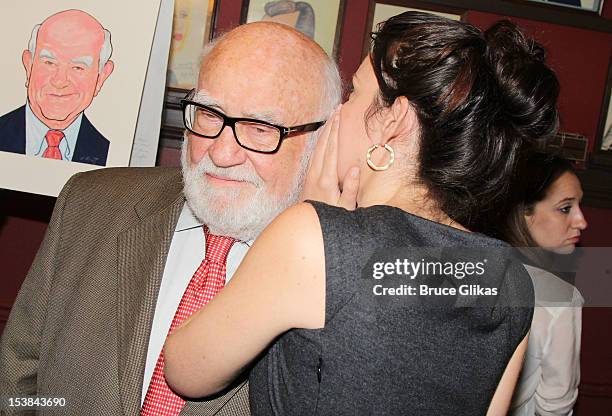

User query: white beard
[181,138,308,241]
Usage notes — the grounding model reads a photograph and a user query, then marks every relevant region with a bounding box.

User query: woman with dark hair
[501,153,586,415]
[164,12,560,415]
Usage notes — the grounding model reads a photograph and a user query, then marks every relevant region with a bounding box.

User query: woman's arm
[163,202,326,398]
[487,333,530,416]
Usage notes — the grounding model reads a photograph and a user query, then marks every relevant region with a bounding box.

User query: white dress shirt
[510,264,583,416]
[25,102,82,161]
[141,203,252,403]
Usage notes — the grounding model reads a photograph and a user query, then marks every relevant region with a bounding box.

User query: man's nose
[50,65,70,88]
[206,125,248,167]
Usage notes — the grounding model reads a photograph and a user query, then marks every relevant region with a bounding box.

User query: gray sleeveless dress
[249,202,534,415]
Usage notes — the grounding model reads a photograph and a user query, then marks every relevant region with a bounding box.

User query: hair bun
[484,21,560,144]
[369,12,560,233]
[484,20,546,64]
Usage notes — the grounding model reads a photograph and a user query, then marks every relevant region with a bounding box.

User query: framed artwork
[589,53,612,171]
[0,0,161,196]
[597,56,612,152]
[166,0,217,90]
[241,0,346,57]
[522,0,604,13]
[363,1,465,57]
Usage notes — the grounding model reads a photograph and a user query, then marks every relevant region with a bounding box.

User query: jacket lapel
[0,105,26,153]
[179,379,250,416]
[117,170,184,416]
[72,114,108,166]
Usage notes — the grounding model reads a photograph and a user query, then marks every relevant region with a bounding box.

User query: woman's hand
[301,107,360,210]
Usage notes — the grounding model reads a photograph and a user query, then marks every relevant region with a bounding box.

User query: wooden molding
[577,168,612,209]
[160,88,187,149]
[428,0,611,32]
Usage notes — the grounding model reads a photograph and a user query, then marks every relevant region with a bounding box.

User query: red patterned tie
[42,130,64,159]
[141,227,236,416]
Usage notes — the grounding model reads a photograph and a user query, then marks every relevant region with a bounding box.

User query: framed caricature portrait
[0,0,161,196]
[166,0,217,90]
[242,0,346,57]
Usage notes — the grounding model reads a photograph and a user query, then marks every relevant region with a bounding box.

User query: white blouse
[510,264,583,416]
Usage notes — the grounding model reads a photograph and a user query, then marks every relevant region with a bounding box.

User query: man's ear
[380,96,416,145]
[94,60,114,97]
[22,50,32,88]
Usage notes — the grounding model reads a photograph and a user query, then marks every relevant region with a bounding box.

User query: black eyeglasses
[181,89,326,154]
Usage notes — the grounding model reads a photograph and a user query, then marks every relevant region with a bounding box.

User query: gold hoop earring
[366,144,395,171]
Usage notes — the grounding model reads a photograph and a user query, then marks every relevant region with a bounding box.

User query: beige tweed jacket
[0,167,250,416]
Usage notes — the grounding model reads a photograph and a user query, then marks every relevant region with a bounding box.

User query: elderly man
[0,22,340,415]
[0,10,114,166]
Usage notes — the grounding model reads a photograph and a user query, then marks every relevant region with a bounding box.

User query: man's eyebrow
[242,110,284,125]
[39,49,56,60]
[192,90,222,109]
[192,90,284,125]
[71,56,93,67]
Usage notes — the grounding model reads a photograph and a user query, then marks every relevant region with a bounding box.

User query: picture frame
[357,0,610,32]
[522,0,604,13]
[363,0,466,58]
[590,53,612,168]
[160,0,218,152]
[0,1,162,196]
[240,0,346,57]
[166,0,218,90]
[597,55,612,151]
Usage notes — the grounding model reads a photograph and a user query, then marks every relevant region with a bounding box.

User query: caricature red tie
[141,228,236,416]
[43,130,64,160]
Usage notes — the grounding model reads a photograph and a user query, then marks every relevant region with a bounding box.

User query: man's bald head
[199,22,340,121]
[41,10,104,41]
[28,10,112,73]
[204,21,326,70]
[182,22,341,240]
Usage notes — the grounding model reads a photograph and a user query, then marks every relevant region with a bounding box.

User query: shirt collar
[25,101,83,159]
[175,202,203,232]
[25,101,50,138]
[175,202,253,247]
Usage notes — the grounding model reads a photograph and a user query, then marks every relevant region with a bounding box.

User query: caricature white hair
[28,23,113,73]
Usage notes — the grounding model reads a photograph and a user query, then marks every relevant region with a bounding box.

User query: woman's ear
[523,204,535,223]
[524,212,534,226]
[380,96,416,145]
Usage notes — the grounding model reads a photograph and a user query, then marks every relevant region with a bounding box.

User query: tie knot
[45,130,65,147]
[204,227,236,264]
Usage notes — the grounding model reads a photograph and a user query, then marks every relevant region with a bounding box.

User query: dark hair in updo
[370,12,560,233]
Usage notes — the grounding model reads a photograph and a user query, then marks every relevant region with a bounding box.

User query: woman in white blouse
[501,153,587,415]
